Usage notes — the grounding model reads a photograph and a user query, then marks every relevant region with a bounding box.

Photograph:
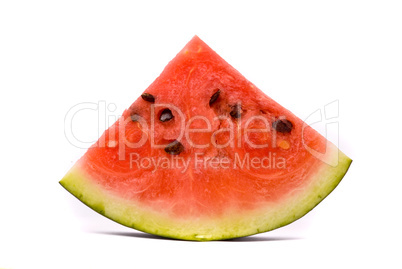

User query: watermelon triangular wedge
[60,36,352,241]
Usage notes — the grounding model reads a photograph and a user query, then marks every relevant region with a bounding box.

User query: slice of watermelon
[60,36,352,241]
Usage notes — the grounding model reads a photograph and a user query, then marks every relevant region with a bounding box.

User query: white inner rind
[60,143,352,241]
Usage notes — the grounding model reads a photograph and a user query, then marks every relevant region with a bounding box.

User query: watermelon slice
[60,36,352,241]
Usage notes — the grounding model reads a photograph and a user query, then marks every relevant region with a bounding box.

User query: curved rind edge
[59,146,352,241]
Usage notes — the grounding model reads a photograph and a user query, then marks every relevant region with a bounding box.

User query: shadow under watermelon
[95,231,302,242]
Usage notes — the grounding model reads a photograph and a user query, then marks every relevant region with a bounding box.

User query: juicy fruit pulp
[60,36,352,240]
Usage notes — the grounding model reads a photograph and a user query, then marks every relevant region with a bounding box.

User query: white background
[1,1,401,268]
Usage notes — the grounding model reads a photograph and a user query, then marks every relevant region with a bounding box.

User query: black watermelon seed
[230,104,242,119]
[141,93,155,103]
[130,113,140,122]
[164,140,184,155]
[272,119,293,133]
[209,89,221,106]
[159,108,174,122]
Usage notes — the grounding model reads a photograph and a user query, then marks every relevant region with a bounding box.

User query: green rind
[60,146,352,241]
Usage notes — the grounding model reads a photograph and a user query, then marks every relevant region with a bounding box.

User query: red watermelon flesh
[60,36,352,240]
